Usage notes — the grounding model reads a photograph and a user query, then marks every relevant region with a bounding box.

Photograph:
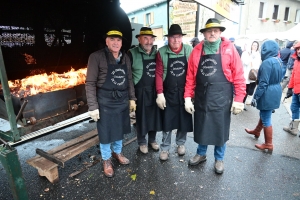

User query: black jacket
[234,44,243,57]
[280,41,293,64]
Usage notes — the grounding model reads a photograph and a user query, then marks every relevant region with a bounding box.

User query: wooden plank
[53,136,99,162]
[26,129,97,164]
[38,167,59,184]
[26,129,98,172]
[27,135,99,172]
[47,129,98,154]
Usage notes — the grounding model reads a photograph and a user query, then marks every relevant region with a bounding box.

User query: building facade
[239,0,300,35]
[126,0,168,42]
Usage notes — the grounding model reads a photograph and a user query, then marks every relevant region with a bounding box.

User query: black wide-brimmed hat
[135,27,157,38]
[164,24,186,36]
[199,18,226,33]
[104,26,124,39]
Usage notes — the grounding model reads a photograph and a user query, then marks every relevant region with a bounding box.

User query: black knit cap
[164,24,186,36]
[199,18,226,33]
[135,27,157,38]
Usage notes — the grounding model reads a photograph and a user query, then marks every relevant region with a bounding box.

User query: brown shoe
[112,152,130,165]
[103,159,114,177]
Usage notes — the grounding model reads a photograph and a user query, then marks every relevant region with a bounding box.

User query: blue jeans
[281,63,287,80]
[100,140,122,160]
[196,143,226,161]
[290,94,300,120]
[259,110,272,127]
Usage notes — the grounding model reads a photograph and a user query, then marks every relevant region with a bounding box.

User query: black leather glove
[251,99,257,107]
[286,88,293,98]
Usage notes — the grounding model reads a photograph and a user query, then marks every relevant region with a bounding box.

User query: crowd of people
[85,18,300,178]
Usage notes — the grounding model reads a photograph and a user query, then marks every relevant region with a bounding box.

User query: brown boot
[255,126,273,151]
[112,152,130,165]
[103,159,114,177]
[245,119,263,138]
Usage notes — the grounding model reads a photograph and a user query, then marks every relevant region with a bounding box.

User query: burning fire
[2,67,87,97]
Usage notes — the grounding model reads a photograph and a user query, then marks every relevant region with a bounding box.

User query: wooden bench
[26,129,99,183]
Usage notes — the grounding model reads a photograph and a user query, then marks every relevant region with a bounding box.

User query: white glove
[129,100,136,112]
[88,109,100,121]
[184,97,194,114]
[230,102,244,115]
[156,93,166,110]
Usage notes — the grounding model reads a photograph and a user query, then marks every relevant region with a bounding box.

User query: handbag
[248,69,258,81]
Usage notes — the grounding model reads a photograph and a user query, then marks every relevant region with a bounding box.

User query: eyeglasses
[169,35,182,40]
[205,29,221,34]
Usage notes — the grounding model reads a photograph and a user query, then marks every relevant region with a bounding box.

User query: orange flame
[4,67,87,97]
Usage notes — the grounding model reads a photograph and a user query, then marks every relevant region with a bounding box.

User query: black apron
[162,50,193,132]
[134,53,162,136]
[96,52,131,144]
[194,48,233,146]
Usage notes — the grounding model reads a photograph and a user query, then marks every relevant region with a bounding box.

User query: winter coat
[287,49,296,69]
[184,37,246,102]
[241,50,261,84]
[288,50,300,94]
[85,47,136,111]
[234,44,243,57]
[280,41,293,64]
[254,40,282,110]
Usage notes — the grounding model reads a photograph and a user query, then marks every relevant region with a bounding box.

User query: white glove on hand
[156,93,166,110]
[184,97,195,114]
[88,109,100,121]
[230,102,244,115]
[129,100,136,112]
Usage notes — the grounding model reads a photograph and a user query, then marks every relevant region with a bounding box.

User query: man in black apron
[85,27,136,177]
[184,19,246,174]
[155,24,193,161]
[128,27,162,154]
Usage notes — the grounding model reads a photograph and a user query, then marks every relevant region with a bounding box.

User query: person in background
[241,41,261,109]
[155,24,193,161]
[283,42,300,136]
[190,37,200,48]
[245,40,282,152]
[282,40,299,90]
[128,27,162,154]
[280,41,293,80]
[184,18,246,174]
[85,26,136,177]
[229,37,243,57]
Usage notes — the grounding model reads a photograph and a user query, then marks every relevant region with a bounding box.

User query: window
[272,5,279,20]
[296,9,300,23]
[131,17,135,23]
[146,13,151,25]
[144,12,154,26]
[284,7,290,21]
[258,2,264,18]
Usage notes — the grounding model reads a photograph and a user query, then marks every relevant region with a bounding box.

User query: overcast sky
[120,0,165,13]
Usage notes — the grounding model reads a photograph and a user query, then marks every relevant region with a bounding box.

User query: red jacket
[288,52,300,94]
[184,37,246,102]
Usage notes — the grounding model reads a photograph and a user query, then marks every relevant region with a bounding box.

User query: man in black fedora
[155,24,193,161]
[184,18,246,174]
[85,26,136,177]
[128,27,162,154]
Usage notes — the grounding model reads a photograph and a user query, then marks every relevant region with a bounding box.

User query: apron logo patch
[170,60,185,77]
[200,58,217,76]
[146,62,156,78]
[111,68,126,86]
